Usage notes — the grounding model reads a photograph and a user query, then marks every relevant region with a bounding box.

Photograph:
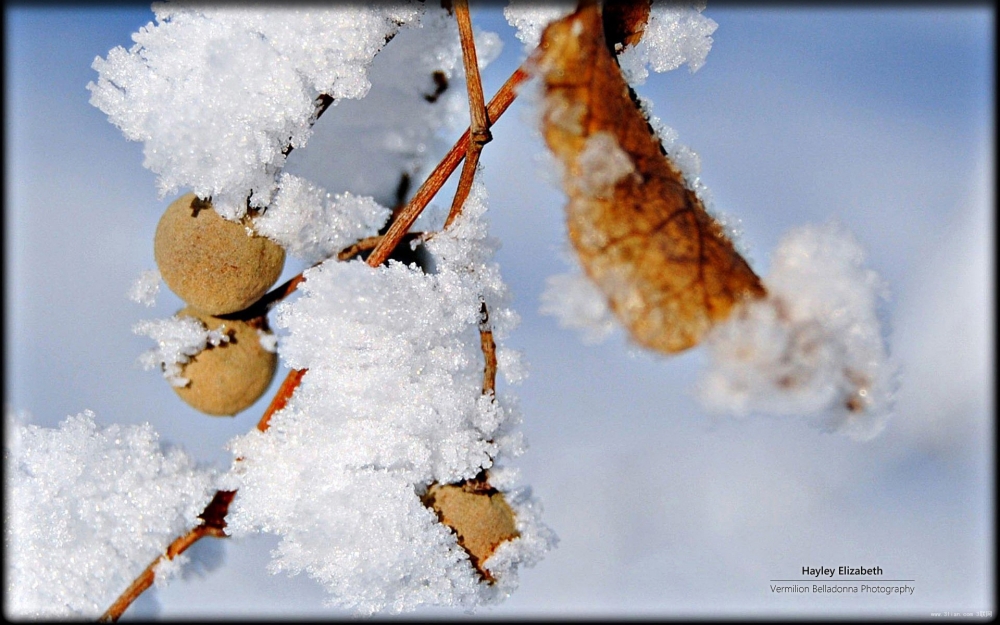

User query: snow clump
[224,179,553,613]
[4,409,217,619]
[133,315,231,386]
[697,222,897,440]
[88,4,422,220]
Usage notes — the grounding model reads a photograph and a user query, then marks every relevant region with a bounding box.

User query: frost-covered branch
[98,491,234,623]
[5,411,218,619]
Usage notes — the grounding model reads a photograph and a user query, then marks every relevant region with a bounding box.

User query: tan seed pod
[172,307,278,417]
[422,478,519,581]
[155,193,285,315]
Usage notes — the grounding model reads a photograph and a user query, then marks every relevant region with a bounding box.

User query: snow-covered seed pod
[155,193,285,315]
[172,307,277,416]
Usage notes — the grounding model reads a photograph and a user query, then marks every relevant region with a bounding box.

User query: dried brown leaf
[536,4,766,354]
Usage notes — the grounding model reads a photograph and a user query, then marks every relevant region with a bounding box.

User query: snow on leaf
[697,222,898,439]
[536,4,765,354]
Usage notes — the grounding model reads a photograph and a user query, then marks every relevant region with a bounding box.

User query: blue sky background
[4,3,994,618]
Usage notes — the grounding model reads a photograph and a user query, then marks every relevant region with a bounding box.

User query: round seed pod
[173,307,278,417]
[155,193,285,315]
[422,479,519,581]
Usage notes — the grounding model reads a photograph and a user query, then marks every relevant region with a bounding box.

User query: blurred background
[5,3,994,618]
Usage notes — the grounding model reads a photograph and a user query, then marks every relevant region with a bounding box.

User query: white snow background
[4,4,993,619]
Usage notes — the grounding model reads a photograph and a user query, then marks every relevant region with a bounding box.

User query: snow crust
[4,410,217,619]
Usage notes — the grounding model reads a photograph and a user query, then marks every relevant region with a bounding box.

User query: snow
[256,329,279,354]
[504,1,717,80]
[223,179,552,612]
[697,222,897,439]
[280,8,502,209]
[133,314,232,387]
[540,266,616,344]
[616,2,719,84]
[152,553,190,588]
[253,173,390,264]
[4,409,217,619]
[573,131,637,199]
[88,3,423,220]
[128,268,161,307]
[503,0,576,52]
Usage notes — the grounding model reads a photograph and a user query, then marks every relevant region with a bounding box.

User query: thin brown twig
[98,491,235,622]
[100,364,306,621]
[454,0,491,143]
[98,527,217,622]
[99,350,305,620]
[478,301,497,396]
[336,232,425,263]
[445,0,493,230]
[256,367,308,432]
[366,62,531,268]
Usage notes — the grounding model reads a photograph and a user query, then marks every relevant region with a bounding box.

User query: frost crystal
[152,553,189,588]
[133,315,231,386]
[224,179,551,613]
[127,268,161,306]
[88,4,422,219]
[4,410,217,619]
[253,173,391,264]
[617,1,719,84]
[698,223,897,439]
